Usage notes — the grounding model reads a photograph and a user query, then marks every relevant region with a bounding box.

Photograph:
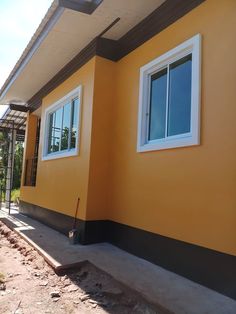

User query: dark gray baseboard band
[18,200,107,244]
[19,200,236,300]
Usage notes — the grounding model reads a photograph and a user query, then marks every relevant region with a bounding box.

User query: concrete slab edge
[0,215,86,272]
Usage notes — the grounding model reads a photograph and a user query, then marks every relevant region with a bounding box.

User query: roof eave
[0,1,63,104]
[0,0,106,104]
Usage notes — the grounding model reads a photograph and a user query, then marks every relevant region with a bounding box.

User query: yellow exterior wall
[20,58,96,220]
[109,0,236,256]
[20,0,236,256]
[86,57,115,220]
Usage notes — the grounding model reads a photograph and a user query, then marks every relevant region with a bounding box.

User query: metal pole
[0,184,2,211]
[5,123,16,214]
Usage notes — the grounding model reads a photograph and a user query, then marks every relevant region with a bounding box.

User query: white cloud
[0,0,53,88]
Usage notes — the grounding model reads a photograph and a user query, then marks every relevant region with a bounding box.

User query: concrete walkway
[0,207,235,314]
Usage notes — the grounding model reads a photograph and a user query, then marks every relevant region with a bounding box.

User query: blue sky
[0,0,53,117]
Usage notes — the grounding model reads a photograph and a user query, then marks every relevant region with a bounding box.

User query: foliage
[12,142,24,189]
[11,189,20,203]
[0,131,24,193]
[0,131,9,190]
[50,126,76,152]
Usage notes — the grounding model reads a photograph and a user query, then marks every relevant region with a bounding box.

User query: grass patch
[11,189,20,203]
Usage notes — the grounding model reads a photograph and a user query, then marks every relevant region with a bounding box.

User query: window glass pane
[48,107,62,153]
[148,68,167,141]
[168,54,192,136]
[70,98,78,149]
[61,102,71,151]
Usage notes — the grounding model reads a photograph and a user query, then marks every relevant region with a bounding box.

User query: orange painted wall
[20,58,96,220]
[109,0,236,256]
[86,57,115,220]
[20,0,236,256]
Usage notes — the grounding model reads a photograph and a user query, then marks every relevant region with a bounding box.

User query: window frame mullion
[48,113,53,154]
[68,100,73,150]
[52,113,56,152]
[146,74,152,143]
[59,106,64,152]
[164,64,170,139]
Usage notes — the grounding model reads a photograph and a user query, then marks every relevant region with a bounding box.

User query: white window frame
[42,85,82,161]
[137,34,201,152]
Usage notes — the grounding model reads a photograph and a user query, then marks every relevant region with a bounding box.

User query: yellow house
[0,0,235,300]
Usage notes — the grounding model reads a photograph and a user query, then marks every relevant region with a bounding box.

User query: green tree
[0,131,24,193]
[0,131,8,192]
[12,142,24,189]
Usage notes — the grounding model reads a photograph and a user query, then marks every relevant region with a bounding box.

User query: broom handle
[73,197,80,229]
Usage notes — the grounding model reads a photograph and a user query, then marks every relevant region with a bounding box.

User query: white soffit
[0,0,166,106]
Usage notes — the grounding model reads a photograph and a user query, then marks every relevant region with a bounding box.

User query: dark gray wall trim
[28,0,206,112]
[117,0,206,59]
[19,200,236,300]
[28,37,120,111]
[28,38,97,111]
[59,0,103,14]
[9,104,29,112]
[107,221,236,300]
[96,37,121,61]
[19,200,107,244]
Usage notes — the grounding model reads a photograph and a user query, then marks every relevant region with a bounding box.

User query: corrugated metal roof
[0,107,27,142]
[0,107,27,131]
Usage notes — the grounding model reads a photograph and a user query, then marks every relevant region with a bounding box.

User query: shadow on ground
[0,212,170,313]
[0,211,87,268]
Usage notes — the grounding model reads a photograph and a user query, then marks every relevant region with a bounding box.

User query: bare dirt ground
[0,221,167,314]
